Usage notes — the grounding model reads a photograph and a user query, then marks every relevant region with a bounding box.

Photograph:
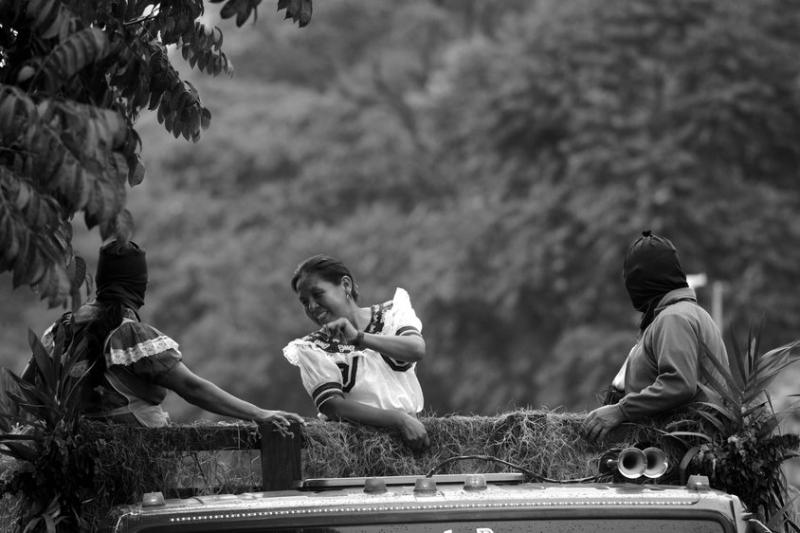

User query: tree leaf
[40,28,110,91]
[11,229,31,288]
[0,440,38,462]
[277,0,313,27]
[112,209,134,243]
[0,90,21,143]
[1,208,19,266]
[28,328,55,394]
[128,158,145,187]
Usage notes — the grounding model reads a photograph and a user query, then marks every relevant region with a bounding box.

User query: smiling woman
[282,254,429,450]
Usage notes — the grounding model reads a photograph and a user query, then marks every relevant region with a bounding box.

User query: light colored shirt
[283,288,424,415]
[617,287,729,420]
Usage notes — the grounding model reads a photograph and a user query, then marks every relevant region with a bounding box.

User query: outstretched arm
[322,318,426,362]
[320,396,429,450]
[154,362,305,427]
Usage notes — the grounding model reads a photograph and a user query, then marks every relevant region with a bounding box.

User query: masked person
[583,231,729,442]
[28,240,303,429]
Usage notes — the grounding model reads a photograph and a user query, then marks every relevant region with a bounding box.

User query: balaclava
[623,230,688,331]
[95,240,148,310]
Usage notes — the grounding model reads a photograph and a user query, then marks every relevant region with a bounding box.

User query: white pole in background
[687,273,724,328]
[711,281,724,330]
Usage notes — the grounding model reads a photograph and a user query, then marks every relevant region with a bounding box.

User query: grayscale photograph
[0,1,798,531]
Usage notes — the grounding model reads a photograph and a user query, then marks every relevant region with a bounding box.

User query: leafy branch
[0,0,313,307]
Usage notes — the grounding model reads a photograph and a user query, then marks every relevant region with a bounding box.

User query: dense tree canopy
[1,0,799,420]
[0,0,311,306]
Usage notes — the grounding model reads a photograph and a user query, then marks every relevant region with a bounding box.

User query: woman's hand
[254,409,306,430]
[321,318,359,344]
[320,398,429,451]
[157,363,307,427]
[394,412,430,451]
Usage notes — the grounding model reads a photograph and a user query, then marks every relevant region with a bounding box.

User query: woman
[31,240,303,429]
[282,254,429,450]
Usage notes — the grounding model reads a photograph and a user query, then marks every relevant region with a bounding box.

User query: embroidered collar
[364,302,389,334]
[306,300,393,354]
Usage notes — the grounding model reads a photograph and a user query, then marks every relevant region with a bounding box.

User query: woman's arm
[322,318,426,362]
[360,332,425,362]
[154,362,304,426]
[320,397,429,450]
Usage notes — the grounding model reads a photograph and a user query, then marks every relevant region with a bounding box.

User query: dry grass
[302,409,686,481]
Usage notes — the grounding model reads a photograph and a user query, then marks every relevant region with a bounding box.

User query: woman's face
[295,273,350,326]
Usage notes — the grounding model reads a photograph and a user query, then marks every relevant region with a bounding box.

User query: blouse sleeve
[283,338,344,410]
[382,288,423,337]
[105,321,182,372]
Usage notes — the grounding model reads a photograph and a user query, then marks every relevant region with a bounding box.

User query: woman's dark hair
[290,254,359,301]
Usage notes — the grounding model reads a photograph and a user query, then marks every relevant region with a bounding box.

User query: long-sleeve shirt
[617,287,729,420]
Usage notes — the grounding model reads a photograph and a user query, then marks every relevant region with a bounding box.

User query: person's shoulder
[106,320,180,366]
[372,288,406,315]
[385,287,415,309]
[381,287,423,334]
[392,287,412,301]
[648,305,710,341]
[109,319,164,339]
[659,300,696,316]
[284,330,341,353]
[658,298,712,324]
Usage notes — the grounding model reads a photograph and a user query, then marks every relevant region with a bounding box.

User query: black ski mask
[623,230,688,331]
[95,240,148,310]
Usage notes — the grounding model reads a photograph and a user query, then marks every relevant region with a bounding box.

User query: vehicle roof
[113,474,746,532]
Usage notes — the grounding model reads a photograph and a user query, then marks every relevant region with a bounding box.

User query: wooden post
[259,422,303,491]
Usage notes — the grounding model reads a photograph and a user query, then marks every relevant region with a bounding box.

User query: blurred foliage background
[1,0,799,421]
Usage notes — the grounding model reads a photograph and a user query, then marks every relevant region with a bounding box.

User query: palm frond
[61,361,95,419]
[690,325,800,530]
[6,373,61,420]
[746,341,800,403]
[698,344,741,404]
[765,484,800,532]
[662,430,713,444]
[725,332,749,395]
[691,408,729,435]
[28,329,56,395]
[0,440,38,462]
[755,415,782,440]
[694,392,741,428]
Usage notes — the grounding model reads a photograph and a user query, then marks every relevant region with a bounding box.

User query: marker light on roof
[686,475,710,491]
[463,474,487,491]
[142,492,165,507]
[414,478,437,495]
[363,478,387,494]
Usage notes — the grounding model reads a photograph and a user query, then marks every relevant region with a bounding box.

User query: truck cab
[112,472,770,533]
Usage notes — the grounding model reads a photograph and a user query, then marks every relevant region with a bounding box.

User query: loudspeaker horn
[642,446,668,479]
[616,447,647,479]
